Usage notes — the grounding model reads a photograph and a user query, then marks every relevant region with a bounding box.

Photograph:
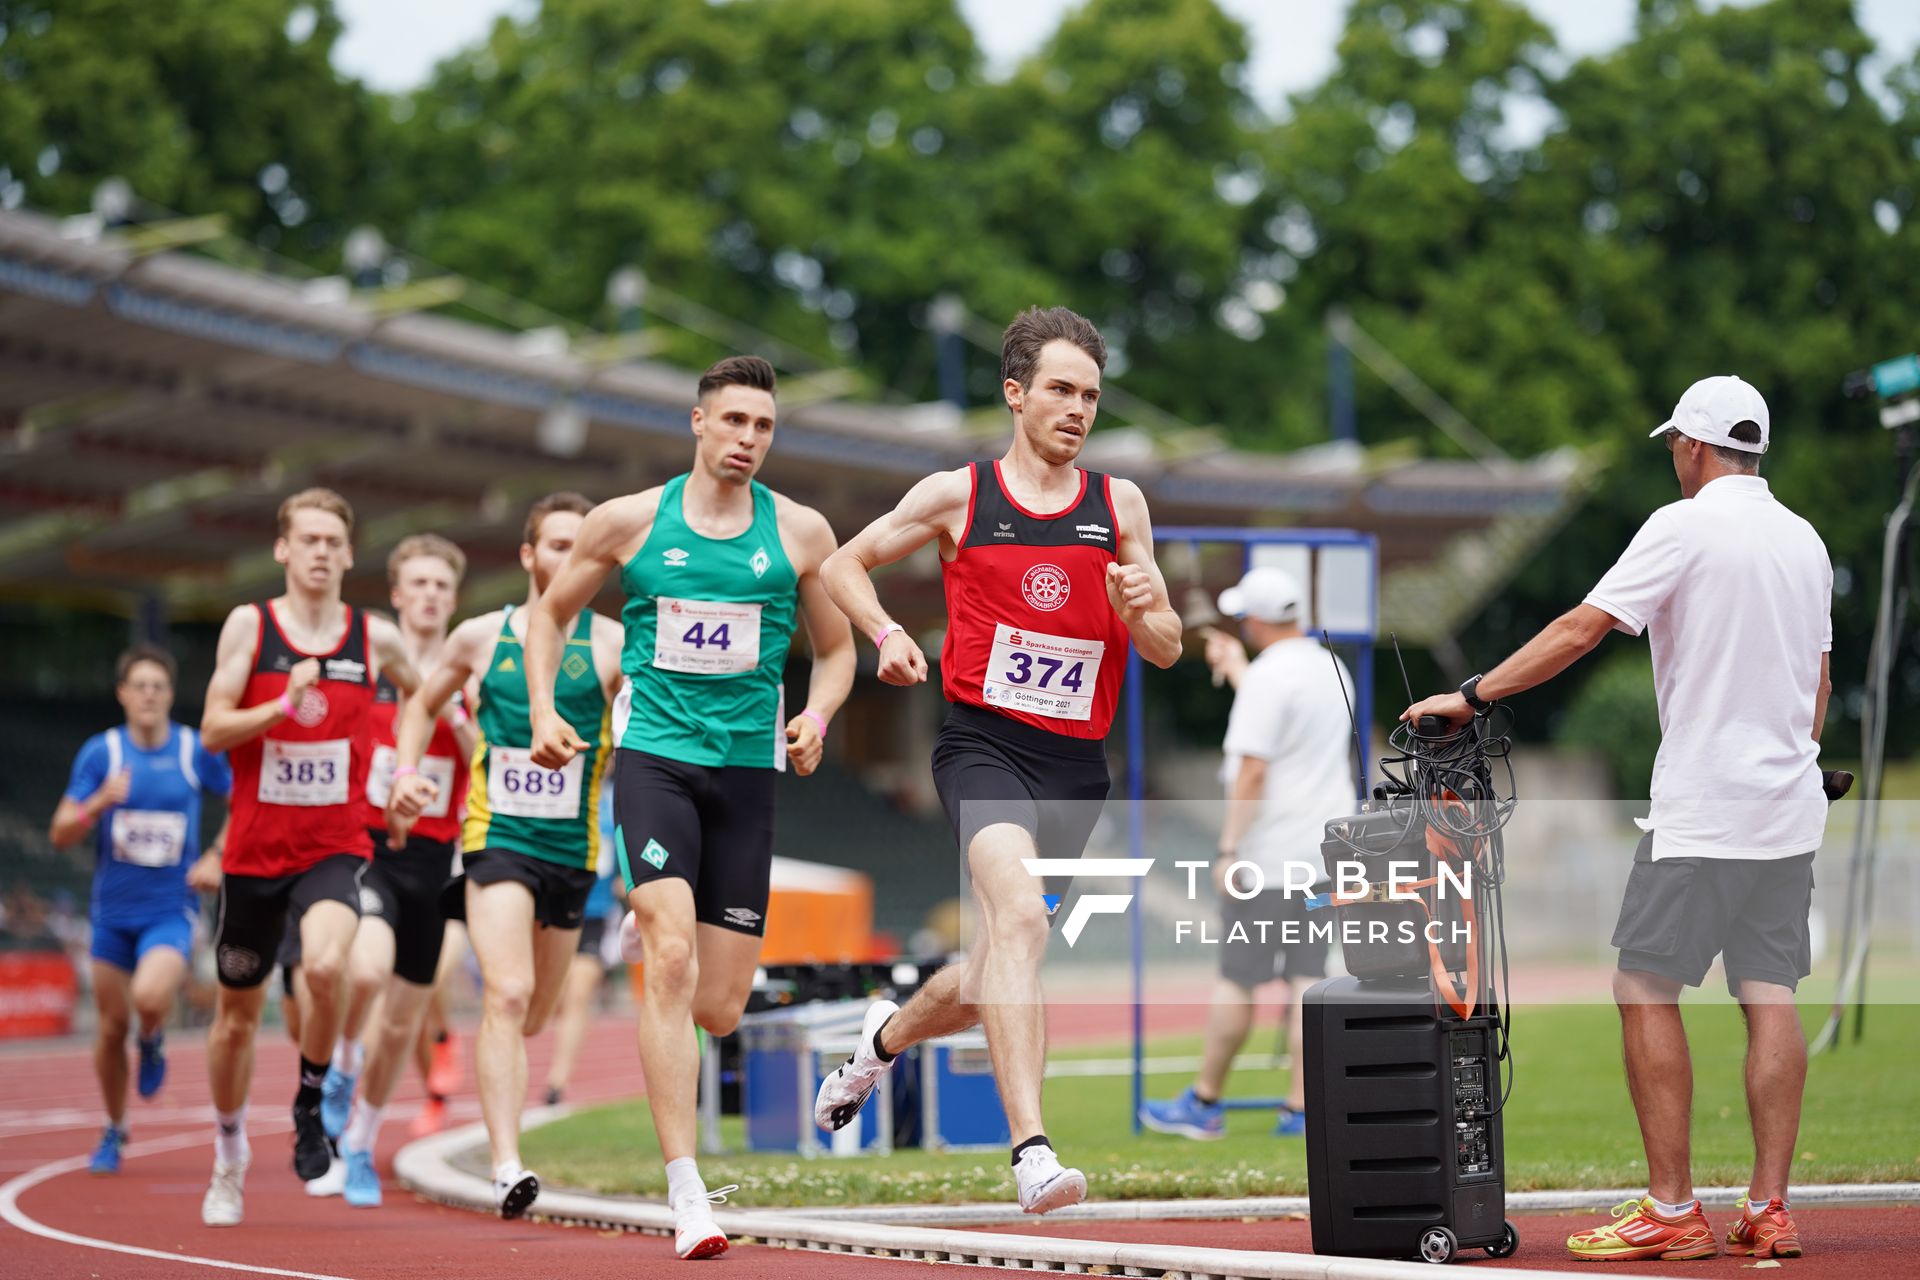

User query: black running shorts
[214,853,366,990]
[931,702,1112,907]
[613,747,777,938]
[457,848,597,932]
[357,831,457,986]
[1613,832,1816,993]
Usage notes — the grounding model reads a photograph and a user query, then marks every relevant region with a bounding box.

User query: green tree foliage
[6,0,1917,749]
[0,0,371,249]
[1553,646,1662,796]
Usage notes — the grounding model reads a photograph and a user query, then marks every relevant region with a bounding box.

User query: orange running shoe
[1567,1197,1719,1262]
[1726,1196,1801,1259]
[428,1033,463,1097]
[408,1095,448,1139]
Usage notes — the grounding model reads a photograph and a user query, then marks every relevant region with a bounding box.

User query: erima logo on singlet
[751,547,771,578]
[663,548,689,567]
[994,522,1016,539]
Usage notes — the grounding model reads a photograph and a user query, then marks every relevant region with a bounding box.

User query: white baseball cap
[1218,567,1303,624]
[1650,375,1770,454]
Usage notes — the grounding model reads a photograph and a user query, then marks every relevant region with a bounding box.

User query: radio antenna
[1324,628,1366,797]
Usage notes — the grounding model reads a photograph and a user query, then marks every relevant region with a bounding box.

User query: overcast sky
[333,0,1920,110]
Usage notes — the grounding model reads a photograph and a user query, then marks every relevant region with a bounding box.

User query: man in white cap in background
[1140,566,1355,1140]
[1403,376,1833,1263]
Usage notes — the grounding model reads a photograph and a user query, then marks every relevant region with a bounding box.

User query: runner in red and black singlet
[810,307,1182,1215]
[195,489,423,1228]
[300,534,475,1208]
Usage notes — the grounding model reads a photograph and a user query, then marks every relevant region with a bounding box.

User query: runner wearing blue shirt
[49,645,231,1175]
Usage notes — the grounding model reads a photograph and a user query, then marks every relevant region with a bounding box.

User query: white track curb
[389,1114,1892,1278]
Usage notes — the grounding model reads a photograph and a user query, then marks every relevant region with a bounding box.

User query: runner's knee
[693,991,744,1037]
[486,974,534,1021]
[642,934,696,998]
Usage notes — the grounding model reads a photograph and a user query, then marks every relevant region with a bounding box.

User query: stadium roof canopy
[0,208,1590,643]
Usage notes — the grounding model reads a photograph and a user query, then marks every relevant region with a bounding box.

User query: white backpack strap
[179,727,201,791]
[105,728,123,777]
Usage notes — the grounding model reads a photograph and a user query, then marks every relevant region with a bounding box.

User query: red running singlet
[357,674,467,843]
[939,460,1132,740]
[226,602,376,876]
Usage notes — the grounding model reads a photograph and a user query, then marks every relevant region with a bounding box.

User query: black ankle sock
[1010,1134,1052,1166]
[871,1013,898,1063]
[427,1091,448,1105]
[296,1056,327,1108]
[1191,1089,1220,1107]
[544,1086,562,1106]
[434,1030,449,1045]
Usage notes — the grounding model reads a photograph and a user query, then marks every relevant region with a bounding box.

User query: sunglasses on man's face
[1663,429,1684,453]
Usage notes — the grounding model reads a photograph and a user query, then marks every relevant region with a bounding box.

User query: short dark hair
[1000,306,1107,391]
[523,491,595,547]
[697,355,776,401]
[116,643,177,687]
[1710,419,1763,471]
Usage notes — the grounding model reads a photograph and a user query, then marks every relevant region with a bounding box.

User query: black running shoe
[292,1102,332,1181]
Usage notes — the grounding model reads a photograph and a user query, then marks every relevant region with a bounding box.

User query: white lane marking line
[0,1125,358,1280]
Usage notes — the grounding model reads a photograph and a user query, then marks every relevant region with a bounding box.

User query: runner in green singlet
[386,492,623,1221]
[522,356,854,1261]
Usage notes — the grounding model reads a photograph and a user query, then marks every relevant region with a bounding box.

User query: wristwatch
[1459,674,1493,713]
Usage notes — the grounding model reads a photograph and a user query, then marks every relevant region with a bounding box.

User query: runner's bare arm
[201,605,309,753]
[1107,479,1182,669]
[389,615,488,834]
[822,468,969,687]
[528,494,654,768]
[367,613,423,697]
[590,612,626,701]
[784,502,856,774]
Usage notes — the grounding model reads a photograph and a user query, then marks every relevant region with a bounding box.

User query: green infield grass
[517,996,1920,1206]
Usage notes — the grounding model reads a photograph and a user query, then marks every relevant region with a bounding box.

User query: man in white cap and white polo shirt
[1403,375,1834,1263]
[1140,566,1356,1140]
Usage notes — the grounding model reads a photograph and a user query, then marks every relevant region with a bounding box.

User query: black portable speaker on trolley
[1302,976,1516,1264]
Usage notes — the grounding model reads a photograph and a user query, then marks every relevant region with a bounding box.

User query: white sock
[666,1156,704,1206]
[1745,1194,1785,1217]
[332,1039,364,1075]
[215,1107,249,1165]
[1650,1196,1695,1217]
[344,1098,386,1153]
[105,1112,125,1134]
[493,1160,525,1187]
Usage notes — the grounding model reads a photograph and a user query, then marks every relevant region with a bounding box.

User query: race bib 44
[654,597,763,675]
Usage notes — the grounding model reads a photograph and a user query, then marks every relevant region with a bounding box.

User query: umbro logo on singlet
[663,547,689,567]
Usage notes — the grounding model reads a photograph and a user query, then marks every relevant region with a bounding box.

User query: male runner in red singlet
[814,307,1181,1213]
[196,489,423,1227]
[306,533,476,1205]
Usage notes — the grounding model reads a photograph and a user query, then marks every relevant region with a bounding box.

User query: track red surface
[971,1208,1918,1274]
[0,1016,922,1279]
[7,1005,1911,1278]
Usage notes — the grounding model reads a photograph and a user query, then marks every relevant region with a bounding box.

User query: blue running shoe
[1273,1105,1307,1137]
[320,1065,355,1140]
[1138,1088,1225,1140]
[342,1147,381,1208]
[136,1032,167,1099]
[89,1125,125,1175]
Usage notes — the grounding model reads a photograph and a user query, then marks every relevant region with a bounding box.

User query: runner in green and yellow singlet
[385,493,623,1222]
[520,356,854,1261]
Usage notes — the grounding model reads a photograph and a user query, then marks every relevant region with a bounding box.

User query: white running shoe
[671,1183,736,1260]
[493,1168,540,1220]
[1014,1144,1087,1215]
[618,910,644,964]
[201,1157,248,1227]
[812,999,900,1131]
[304,1154,346,1198]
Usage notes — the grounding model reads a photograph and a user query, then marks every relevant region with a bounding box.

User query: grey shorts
[1220,888,1329,989]
[1612,833,1815,993]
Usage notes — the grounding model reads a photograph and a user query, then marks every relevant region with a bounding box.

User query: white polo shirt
[1583,475,1832,860]
[1222,635,1358,883]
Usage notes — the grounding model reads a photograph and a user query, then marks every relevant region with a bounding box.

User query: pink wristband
[448,704,470,728]
[393,764,418,781]
[277,691,295,717]
[872,623,902,649]
[800,709,828,740]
